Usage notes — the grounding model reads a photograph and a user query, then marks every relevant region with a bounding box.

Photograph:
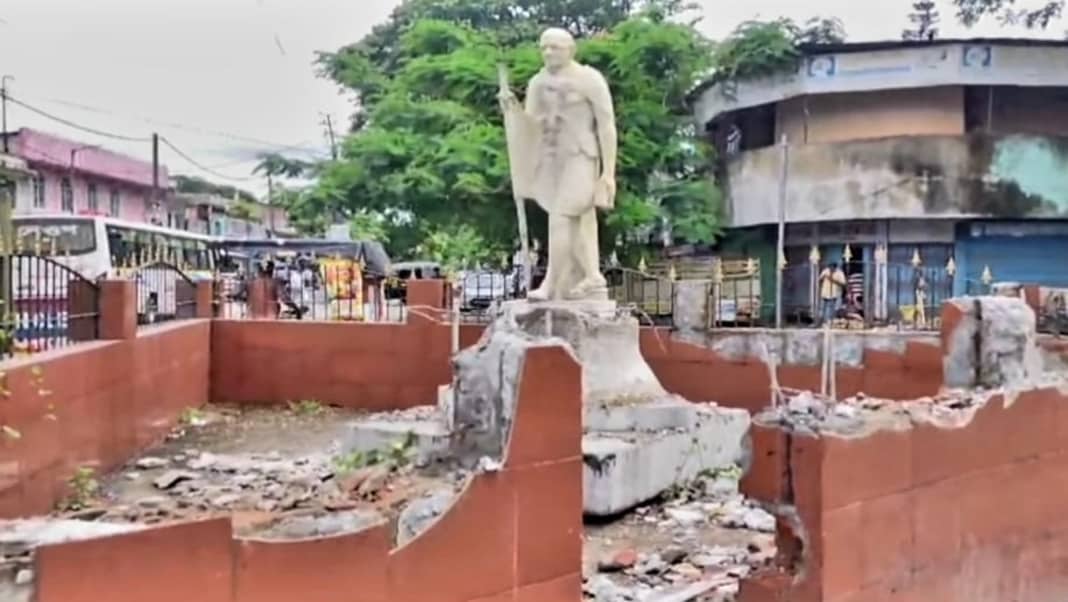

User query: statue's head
[539,28,576,71]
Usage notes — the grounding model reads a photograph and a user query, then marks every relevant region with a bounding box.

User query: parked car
[460,271,513,311]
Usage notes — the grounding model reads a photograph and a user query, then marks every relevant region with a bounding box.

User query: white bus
[12,214,216,324]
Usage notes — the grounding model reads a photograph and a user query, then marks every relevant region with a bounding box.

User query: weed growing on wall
[60,466,99,511]
[179,406,206,427]
[288,399,325,416]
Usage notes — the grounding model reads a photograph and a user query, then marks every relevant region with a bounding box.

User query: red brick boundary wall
[31,345,584,602]
[0,321,210,516]
[211,320,485,410]
[211,322,944,414]
[739,388,1068,602]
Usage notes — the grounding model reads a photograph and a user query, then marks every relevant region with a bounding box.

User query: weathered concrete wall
[0,322,211,517]
[725,134,1068,228]
[693,41,1068,127]
[776,86,964,144]
[640,328,943,414]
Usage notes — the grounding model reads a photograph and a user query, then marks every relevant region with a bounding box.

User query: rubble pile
[54,448,469,540]
[46,404,471,542]
[583,470,776,602]
[756,384,1051,436]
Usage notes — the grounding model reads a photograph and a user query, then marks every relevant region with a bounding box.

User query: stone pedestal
[491,300,666,406]
[344,298,749,516]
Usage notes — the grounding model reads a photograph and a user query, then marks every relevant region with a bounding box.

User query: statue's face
[540,33,574,70]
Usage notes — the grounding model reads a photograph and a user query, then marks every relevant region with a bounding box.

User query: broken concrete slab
[943,296,1043,389]
[396,488,457,546]
[583,404,750,517]
[585,398,699,432]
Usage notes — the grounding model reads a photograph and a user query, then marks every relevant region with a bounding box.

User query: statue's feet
[528,286,551,302]
[566,277,609,301]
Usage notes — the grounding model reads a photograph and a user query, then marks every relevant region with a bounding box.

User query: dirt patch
[53,404,468,540]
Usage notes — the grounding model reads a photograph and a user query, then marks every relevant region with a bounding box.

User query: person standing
[818,262,847,325]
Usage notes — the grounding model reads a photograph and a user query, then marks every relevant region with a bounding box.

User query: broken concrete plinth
[487,300,667,405]
[942,295,1043,389]
[347,298,748,516]
[450,300,747,516]
[584,401,749,516]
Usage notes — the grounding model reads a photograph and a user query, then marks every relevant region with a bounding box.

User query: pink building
[3,128,178,225]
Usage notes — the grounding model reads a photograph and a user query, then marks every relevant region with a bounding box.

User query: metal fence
[133,262,197,326]
[764,261,954,330]
[0,253,100,359]
[214,265,405,323]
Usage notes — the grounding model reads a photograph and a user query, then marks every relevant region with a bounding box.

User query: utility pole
[775,134,789,329]
[321,113,339,160]
[151,133,160,224]
[1,75,12,154]
[266,173,275,238]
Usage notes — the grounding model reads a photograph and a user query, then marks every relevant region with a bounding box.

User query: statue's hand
[594,173,616,210]
[498,90,520,113]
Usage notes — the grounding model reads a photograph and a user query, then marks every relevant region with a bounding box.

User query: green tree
[904,1,941,39]
[314,4,721,261]
[349,210,391,243]
[418,224,498,275]
[711,17,845,83]
[953,0,1063,28]
[253,153,311,180]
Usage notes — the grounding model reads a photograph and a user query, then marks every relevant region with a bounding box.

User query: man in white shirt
[818,262,847,326]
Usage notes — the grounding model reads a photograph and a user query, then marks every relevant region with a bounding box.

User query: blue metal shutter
[960,235,1068,291]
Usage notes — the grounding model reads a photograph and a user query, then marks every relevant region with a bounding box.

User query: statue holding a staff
[498,27,618,302]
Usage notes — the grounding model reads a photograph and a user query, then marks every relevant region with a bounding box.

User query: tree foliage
[309,1,722,261]
[904,1,941,40]
[711,17,845,83]
[254,153,311,179]
[953,0,1063,28]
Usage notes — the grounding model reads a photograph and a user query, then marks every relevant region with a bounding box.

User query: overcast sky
[0,0,1058,196]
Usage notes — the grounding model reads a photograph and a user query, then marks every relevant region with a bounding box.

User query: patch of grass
[179,406,206,426]
[288,399,325,416]
[333,431,418,474]
[60,466,99,511]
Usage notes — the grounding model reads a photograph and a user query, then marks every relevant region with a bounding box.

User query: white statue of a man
[499,27,618,302]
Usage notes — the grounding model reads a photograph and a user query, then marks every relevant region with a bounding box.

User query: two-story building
[691,38,1068,321]
[1,128,180,225]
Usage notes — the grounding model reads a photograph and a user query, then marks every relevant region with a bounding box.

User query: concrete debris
[395,488,457,546]
[134,457,169,470]
[943,296,1044,389]
[153,470,199,490]
[584,470,775,601]
[56,445,470,541]
[253,510,384,541]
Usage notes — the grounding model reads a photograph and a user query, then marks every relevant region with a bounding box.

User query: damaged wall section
[739,296,1068,602]
[739,386,1068,602]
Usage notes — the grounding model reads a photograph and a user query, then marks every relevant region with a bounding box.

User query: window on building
[32,176,45,209]
[60,178,73,212]
[109,189,120,217]
[87,183,99,212]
